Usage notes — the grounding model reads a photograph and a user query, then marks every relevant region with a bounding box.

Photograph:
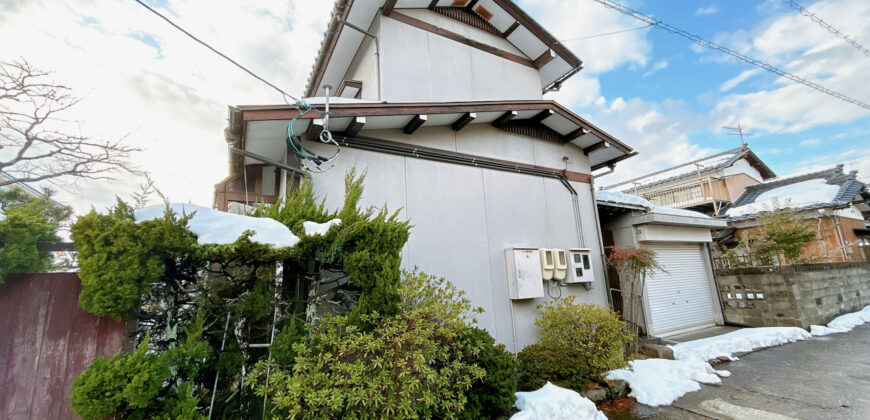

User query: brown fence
[0,273,131,420]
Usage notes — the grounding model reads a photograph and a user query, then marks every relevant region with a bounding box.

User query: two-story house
[214,0,637,352]
[604,145,776,216]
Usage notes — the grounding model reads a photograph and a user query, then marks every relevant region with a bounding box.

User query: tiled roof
[724,164,867,221]
[604,146,775,192]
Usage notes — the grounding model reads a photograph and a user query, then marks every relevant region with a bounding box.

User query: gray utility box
[505,248,545,300]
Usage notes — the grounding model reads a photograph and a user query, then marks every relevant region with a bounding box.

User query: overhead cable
[131,0,301,103]
[779,0,870,58]
[591,0,870,111]
[559,22,654,43]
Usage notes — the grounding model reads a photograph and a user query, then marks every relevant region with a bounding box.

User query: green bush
[535,296,631,381]
[70,334,169,420]
[250,270,485,419]
[517,343,590,392]
[459,327,517,420]
[0,194,65,282]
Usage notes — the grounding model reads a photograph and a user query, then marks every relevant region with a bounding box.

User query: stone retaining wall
[715,262,870,328]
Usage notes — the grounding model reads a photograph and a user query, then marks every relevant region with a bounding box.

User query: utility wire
[131,0,301,103]
[779,0,870,58]
[559,22,654,43]
[591,0,870,112]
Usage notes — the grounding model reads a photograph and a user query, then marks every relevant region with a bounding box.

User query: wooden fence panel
[0,273,130,420]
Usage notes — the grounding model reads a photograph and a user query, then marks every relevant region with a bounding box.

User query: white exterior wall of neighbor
[343,10,543,103]
[302,125,607,352]
[723,158,763,182]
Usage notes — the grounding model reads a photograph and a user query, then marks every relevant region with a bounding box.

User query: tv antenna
[722,123,754,148]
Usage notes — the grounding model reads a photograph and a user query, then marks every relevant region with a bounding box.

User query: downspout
[335,17,382,102]
[833,214,850,261]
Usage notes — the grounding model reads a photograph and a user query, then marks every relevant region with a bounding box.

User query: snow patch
[135,204,299,248]
[606,359,728,407]
[510,382,607,420]
[725,178,840,217]
[595,190,711,219]
[302,219,341,236]
[671,327,811,362]
[810,305,870,336]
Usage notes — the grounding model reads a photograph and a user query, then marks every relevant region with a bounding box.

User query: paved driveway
[618,324,870,419]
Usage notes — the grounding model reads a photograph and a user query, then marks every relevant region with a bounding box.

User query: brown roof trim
[305,0,354,98]
[236,100,632,154]
[491,0,581,68]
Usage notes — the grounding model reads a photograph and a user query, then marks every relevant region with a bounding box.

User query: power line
[131,0,300,103]
[591,0,870,112]
[559,22,654,43]
[779,0,870,58]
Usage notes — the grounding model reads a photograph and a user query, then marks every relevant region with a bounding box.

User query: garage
[645,243,717,336]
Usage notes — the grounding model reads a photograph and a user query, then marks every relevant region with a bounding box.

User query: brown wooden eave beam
[502,21,520,37]
[344,116,366,137]
[492,110,517,127]
[533,49,555,69]
[383,0,398,16]
[529,109,554,124]
[563,127,587,141]
[583,141,609,154]
[452,112,476,131]
[403,114,427,134]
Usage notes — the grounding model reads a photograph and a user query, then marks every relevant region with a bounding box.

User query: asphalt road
[615,324,870,419]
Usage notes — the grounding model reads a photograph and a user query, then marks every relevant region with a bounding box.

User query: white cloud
[695,5,719,16]
[642,60,668,78]
[799,138,820,147]
[719,68,761,92]
[712,0,870,133]
[0,0,334,213]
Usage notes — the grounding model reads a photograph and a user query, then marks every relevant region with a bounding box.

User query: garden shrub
[0,192,66,282]
[535,296,631,381]
[249,270,485,419]
[517,343,590,392]
[459,327,518,420]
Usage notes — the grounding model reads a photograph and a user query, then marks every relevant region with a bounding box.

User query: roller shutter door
[645,243,715,336]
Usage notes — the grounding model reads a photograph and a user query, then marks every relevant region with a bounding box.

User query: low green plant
[517,343,590,392]
[249,270,486,419]
[459,327,518,420]
[535,296,631,381]
[0,192,67,282]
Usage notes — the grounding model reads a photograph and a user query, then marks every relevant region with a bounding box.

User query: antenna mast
[722,123,754,148]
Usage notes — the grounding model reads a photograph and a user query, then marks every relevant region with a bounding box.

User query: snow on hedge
[725,178,840,218]
[302,219,341,236]
[671,327,811,362]
[135,204,299,248]
[811,305,870,336]
[510,382,607,420]
[607,359,729,407]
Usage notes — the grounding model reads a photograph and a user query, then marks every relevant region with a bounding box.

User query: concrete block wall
[715,262,870,328]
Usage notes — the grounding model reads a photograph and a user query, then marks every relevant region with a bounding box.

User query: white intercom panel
[505,248,546,300]
[565,248,594,284]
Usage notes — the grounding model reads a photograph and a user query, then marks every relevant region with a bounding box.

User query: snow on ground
[607,327,810,407]
[811,305,870,336]
[302,219,341,236]
[671,327,811,362]
[510,382,607,420]
[607,359,729,407]
[725,178,840,217]
[135,204,299,248]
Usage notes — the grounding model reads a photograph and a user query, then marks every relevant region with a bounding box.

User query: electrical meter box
[505,248,545,300]
[552,248,568,281]
[565,248,594,284]
[538,248,555,281]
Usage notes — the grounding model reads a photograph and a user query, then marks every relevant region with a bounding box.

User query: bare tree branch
[0,59,141,188]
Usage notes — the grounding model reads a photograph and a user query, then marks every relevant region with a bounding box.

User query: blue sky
[0,0,867,211]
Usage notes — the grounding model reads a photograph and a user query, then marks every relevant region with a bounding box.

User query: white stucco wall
[343,17,381,101]
[723,158,763,182]
[302,125,606,352]
[360,11,543,102]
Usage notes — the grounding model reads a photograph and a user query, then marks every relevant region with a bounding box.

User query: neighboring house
[215,0,637,352]
[720,165,869,264]
[604,145,776,216]
[596,190,727,338]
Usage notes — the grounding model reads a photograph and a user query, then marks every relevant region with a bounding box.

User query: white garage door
[645,243,716,336]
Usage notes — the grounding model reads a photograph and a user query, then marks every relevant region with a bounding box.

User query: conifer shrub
[459,327,518,420]
[0,193,65,282]
[249,270,485,419]
[535,296,631,381]
[517,343,590,392]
